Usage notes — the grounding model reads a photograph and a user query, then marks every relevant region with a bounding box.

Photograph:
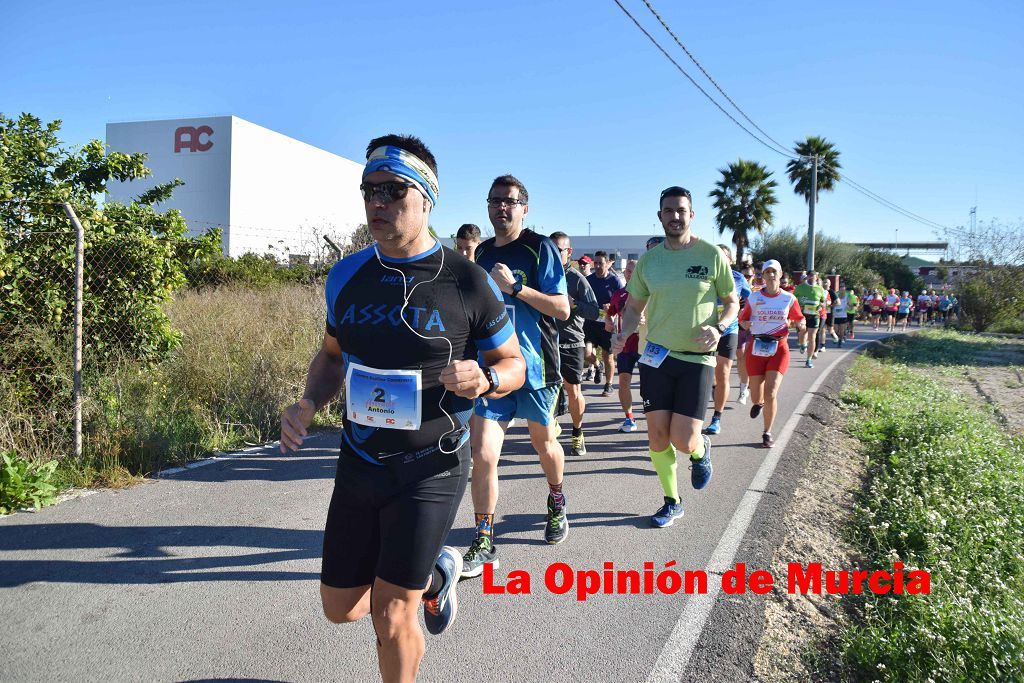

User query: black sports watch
[483,366,501,396]
[510,280,523,298]
[715,322,728,335]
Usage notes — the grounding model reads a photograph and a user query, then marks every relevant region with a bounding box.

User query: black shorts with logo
[321,443,469,591]
[804,315,820,329]
[559,345,585,385]
[639,355,714,420]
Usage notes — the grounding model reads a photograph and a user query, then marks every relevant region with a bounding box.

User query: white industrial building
[564,235,656,263]
[106,116,365,260]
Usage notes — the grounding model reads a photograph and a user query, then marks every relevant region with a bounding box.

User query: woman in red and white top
[738,259,806,448]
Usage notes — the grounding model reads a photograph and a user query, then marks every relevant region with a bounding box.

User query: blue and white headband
[364,145,439,206]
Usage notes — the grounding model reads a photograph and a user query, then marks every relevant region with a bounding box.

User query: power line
[616,1,956,233]
[611,0,800,161]
[639,0,793,156]
[816,160,951,231]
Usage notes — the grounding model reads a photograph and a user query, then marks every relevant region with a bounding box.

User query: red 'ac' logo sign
[174,126,214,153]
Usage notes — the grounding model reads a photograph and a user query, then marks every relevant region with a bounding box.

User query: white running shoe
[737,386,749,405]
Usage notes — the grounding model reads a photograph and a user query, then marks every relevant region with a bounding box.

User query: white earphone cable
[373,242,463,455]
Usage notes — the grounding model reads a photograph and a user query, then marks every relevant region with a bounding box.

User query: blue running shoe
[806,358,814,369]
[702,416,721,435]
[423,546,463,635]
[689,435,713,490]
[619,417,637,433]
[651,497,685,528]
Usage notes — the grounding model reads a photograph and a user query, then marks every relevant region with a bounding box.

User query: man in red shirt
[606,259,641,433]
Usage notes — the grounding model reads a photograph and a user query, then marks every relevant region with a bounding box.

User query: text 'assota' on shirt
[324,241,513,466]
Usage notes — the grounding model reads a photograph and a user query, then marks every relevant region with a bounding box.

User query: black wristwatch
[483,366,501,395]
[715,322,728,335]
[510,280,523,298]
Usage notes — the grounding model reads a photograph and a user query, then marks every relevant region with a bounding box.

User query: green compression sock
[649,445,680,502]
[689,437,706,462]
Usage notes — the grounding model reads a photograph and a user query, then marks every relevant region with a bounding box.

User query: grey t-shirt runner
[558,266,600,349]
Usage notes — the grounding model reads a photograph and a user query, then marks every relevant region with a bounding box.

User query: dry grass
[3,283,336,487]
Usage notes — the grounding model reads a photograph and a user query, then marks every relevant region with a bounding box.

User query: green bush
[957,265,1024,333]
[840,358,1024,681]
[988,317,1024,335]
[185,252,329,290]
[1,450,59,514]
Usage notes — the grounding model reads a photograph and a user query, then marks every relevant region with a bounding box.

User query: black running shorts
[716,332,739,360]
[559,345,585,385]
[321,444,469,591]
[583,320,612,351]
[616,351,641,375]
[804,315,820,329]
[639,355,714,420]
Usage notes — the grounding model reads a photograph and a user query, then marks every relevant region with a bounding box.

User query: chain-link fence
[2,201,337,474]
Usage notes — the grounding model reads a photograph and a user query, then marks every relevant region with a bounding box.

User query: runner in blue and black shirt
[279,134,524,679]
[703,244,751,437]
[462,174,571,577]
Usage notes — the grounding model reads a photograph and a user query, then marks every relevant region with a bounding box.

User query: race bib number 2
[639,341,670,368]
[345,362,422,430]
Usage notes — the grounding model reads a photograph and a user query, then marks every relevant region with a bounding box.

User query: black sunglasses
[359,181,418,203]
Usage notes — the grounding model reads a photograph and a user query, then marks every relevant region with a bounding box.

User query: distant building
[106,116,365,261]
[902,255,977,289]
[564,235,653,264]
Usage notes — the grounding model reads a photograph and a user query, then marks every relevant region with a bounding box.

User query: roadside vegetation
[0,114,355,509]
[793,330,1024,682]
[1,283,339,497]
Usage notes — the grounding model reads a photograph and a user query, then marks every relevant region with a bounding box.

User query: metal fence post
[60,203,84,461]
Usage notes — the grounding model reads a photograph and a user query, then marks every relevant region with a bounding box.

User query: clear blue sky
[4,0,1022,246]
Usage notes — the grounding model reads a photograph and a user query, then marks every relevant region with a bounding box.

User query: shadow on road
[0,523,322,587]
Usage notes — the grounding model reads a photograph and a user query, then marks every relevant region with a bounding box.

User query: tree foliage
[708,159,778,263]
[750,226,923,293]
[786,136,842,205]
[957,266,1024,332]
[0,113,221,388]
[939,219,1024,331]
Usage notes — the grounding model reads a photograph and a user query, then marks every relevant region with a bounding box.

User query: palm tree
[786,136,841,270]
[785,135,842,205]
[709,159,778,264]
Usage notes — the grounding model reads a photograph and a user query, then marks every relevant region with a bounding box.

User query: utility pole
[588,221,592,237]
[806,155,818,271]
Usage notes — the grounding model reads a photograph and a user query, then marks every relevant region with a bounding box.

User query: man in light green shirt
[793,271,826,368]
[612,186,739,528]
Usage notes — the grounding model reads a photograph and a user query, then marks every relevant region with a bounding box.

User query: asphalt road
[0,329,888,682]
